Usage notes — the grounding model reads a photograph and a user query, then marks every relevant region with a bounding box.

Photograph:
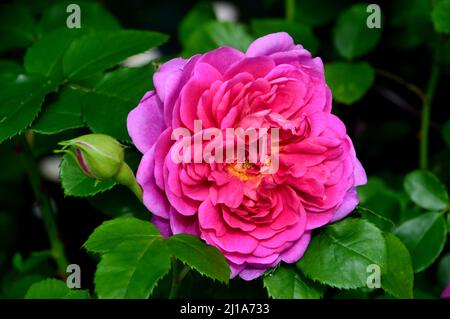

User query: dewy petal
[246,32,295,57]
[127,91,165,154]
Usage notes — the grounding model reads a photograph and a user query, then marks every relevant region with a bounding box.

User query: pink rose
[127,32,366,280]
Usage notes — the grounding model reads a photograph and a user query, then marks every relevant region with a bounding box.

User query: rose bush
[127,32,367,280]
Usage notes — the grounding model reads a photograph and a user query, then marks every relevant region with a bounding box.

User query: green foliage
[85,217,230,298]
[0,3,35,52]
[431,0,450,33]
[325,61,374,105]
[31,86,85,134]
[264,266,324,299]
[395,212,447,272]
[381,233,414,299]
[297,219,386,289]
[0,74,58,143]
[166,234,230,284]
[25,279,89,299]
[404,170,449,211]
[333,4,382,60]
[63,30,167,80]
[82,65,154,142]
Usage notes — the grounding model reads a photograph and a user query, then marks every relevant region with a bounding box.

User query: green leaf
[84,217,161,255]
[37,1,120,35]
[25,279,89,299]
[432,0,450,33]
[381,233,414,299]
[294,0,352,27]
[442,120,450,148]
[333,4,382,59]
[395,212,447,272]
[24,29,84,81]
[183,21,253,56]
[166,234,230,284]
[264,266,324,299]
[60,154,116,197]
[297,218,386,289]
[31,86,85,134]
[0,60,23,74]
[63,30,168,80]
[94,238,171,298]
[251,19,319,55]
[404,170,449,210]
[2,274,44,299]
[179,2,216,46]
[356,206,396,232]
[325,61,374,105]
[0,3,35,52]
[437,253,450,286]
[0,74,58,143]
[82,65,154,141]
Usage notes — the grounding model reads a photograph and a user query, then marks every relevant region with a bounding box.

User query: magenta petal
[246,32,295,57]
[136,146,170,218]
[127,91,165,154]
[441,284,450,299]
[152,215,171,238]
[280,231,311,263]
[239,267,267,281]
[153,57,187,102]
[330,187,359,223]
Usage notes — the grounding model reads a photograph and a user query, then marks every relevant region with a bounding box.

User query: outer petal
[246,32,295,57]
[127,91,165,154]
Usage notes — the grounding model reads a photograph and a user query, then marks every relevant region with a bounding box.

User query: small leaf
[333,4,382,59]
[264,266,324,299]
[325,61,374,105]
[25,279,89,299]
[24,29,84,81]
[31,86,85,134]
[183,21,253,56]
[82,65,154,141]
[395,212,447,272]
[13,251,52,273]
[0,74,58,143]
[251,19,319,55]
[63,30,168,80]
[404,170,449,211]
[94,238,171,298]
[432,0,450,33]
[60,154,116,197]
[84,217,161,254]
[297,218,386,289]
[381,233,414,299]
[166,234,230,284]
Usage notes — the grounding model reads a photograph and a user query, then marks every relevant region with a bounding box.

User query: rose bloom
[127,32,367,280]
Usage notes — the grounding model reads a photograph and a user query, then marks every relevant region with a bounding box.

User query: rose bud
[57,133,142,201]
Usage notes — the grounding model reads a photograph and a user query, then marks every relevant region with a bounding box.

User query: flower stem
[420,61,440,170]
[168,258,190,299]
[286,0,295,22]
[17,134,68,275]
